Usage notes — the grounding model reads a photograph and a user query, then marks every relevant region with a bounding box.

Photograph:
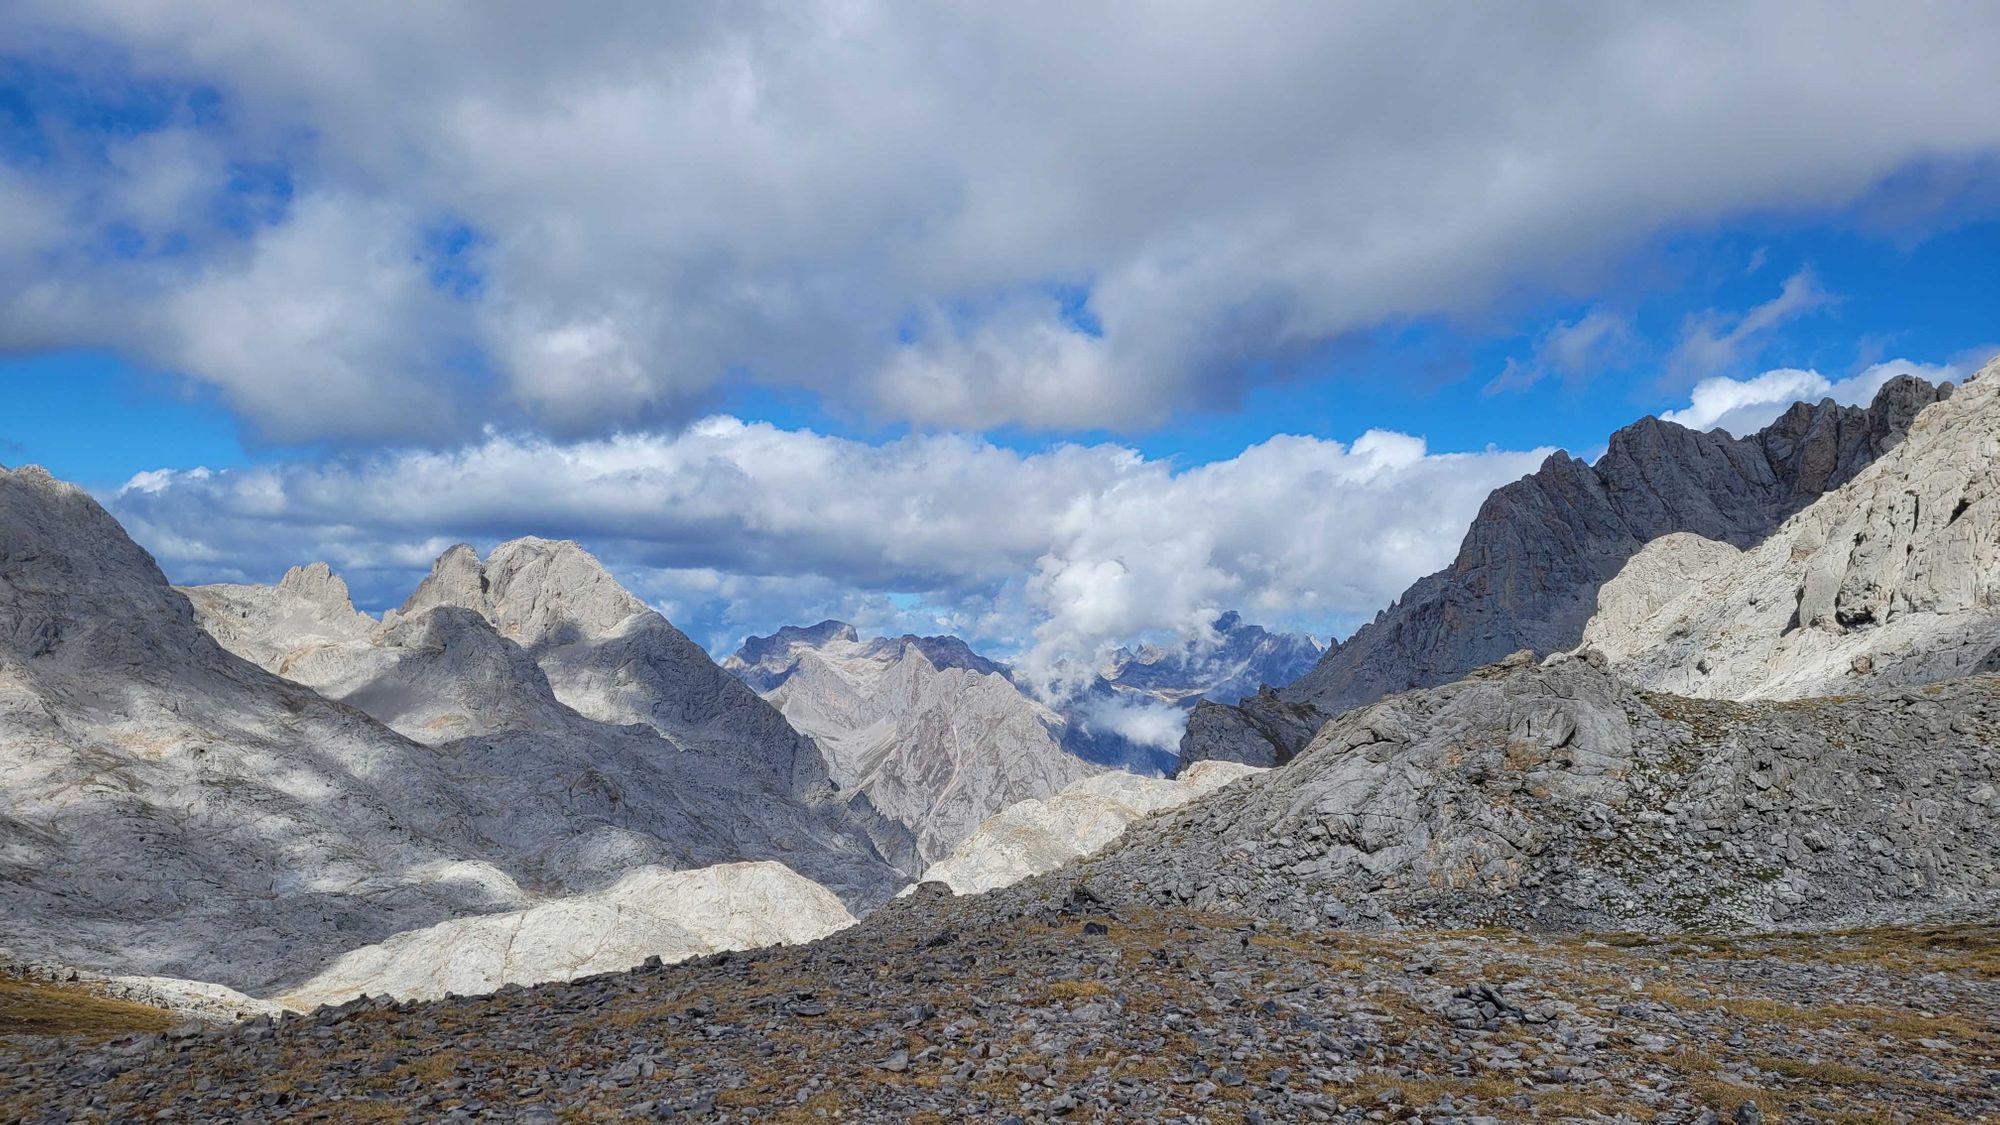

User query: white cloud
[6,5,2000,436]
[104,421,1550,667]
[1661,357,1966,437]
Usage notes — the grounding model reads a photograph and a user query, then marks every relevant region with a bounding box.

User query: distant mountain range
[723,611,1324,832]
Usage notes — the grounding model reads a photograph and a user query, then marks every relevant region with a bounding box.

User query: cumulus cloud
[1661,357,1968,437]
[103,421,1550,667]
[6,5,2000,437]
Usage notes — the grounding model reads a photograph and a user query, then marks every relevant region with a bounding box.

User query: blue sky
[5,4,2000,666]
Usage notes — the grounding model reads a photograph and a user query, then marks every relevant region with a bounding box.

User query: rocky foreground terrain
[4,886,1995,1123]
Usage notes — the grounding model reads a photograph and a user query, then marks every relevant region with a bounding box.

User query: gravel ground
[3,885,1995,1123]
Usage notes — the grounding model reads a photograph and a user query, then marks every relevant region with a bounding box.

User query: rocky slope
[9,892,1993,1123]
[1182,375,1953,770]
[724,622,1096,866]
[913,760,1262,896]
[0,466,518,993]
[278,861,855,1009]
[0,465,908,1007]
[1585,358,2000,700]
[1085,652,1999,934]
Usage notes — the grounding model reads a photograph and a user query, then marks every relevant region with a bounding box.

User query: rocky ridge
[1,465,907,1008]
[1078,653,2000,934]
[1585,357,2000,700]
[724,623,1097,865]
[1181,375,1953,770]
[1097,611,1324,708]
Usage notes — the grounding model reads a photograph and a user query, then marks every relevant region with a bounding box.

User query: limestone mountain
[1096,611,1323,707]
[723,623,1097,866]
[1077,651,2000,933]
[0,466,912,1006]
[1584,357,2000,698]
[189,550,917,904]
[1181,374,1953,770]
[0,465,518,993]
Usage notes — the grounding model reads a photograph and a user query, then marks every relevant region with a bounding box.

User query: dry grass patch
[0,975,173,1038]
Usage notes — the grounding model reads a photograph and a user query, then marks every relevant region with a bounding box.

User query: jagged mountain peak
[398,537,648,650]
[274,561,359,615]
[1181,372,1955,771]
[1586,355,1999,698]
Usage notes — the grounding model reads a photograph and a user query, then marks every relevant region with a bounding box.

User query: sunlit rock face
[1586,358,2000,699]
[726,623,1098,866]
[1181,375,1953,771]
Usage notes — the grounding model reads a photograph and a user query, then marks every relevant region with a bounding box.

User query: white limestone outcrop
[913,760,1263,896]
[1585,358,2000,699]
[281,861,855,1008]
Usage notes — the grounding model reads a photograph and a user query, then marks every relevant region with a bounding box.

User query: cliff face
[1587,358,2000,699]
[725,624,1097,866]
[1180,375,1952,770]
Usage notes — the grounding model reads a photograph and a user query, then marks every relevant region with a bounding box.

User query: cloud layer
[107,422,1551,667]
[7,4,2000,439]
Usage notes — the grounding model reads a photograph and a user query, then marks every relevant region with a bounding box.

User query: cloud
[1484,307,1632,394]
[1661,357,1967,436]
[1666,269,1833,385]
[7,5,2000,437]
[103,421,1551,667]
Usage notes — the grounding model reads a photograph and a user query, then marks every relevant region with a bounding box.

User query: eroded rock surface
[1094,654,1999,933]
[725,623,1098,865]
[1587,358,2000,699]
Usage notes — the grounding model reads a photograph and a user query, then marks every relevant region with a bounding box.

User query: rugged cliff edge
[1585,357,2000,699]
[1181,375,1952,770]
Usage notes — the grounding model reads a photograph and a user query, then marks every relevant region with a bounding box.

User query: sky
[3,3,1999,677]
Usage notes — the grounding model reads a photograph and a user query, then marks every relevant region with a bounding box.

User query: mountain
[1180,374,1953,770]
[189,547,917,904]
[0,465,517,993]
[723,623,1097,865]
[1097,611,1323,707]
[1584,357,2000,698]
[1075,651,2000,932]
[0,466,912,1003]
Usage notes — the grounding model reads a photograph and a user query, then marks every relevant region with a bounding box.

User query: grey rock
[724,622,1097,865]
[1182,374,1951,770]
[1588,357,2000,700]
